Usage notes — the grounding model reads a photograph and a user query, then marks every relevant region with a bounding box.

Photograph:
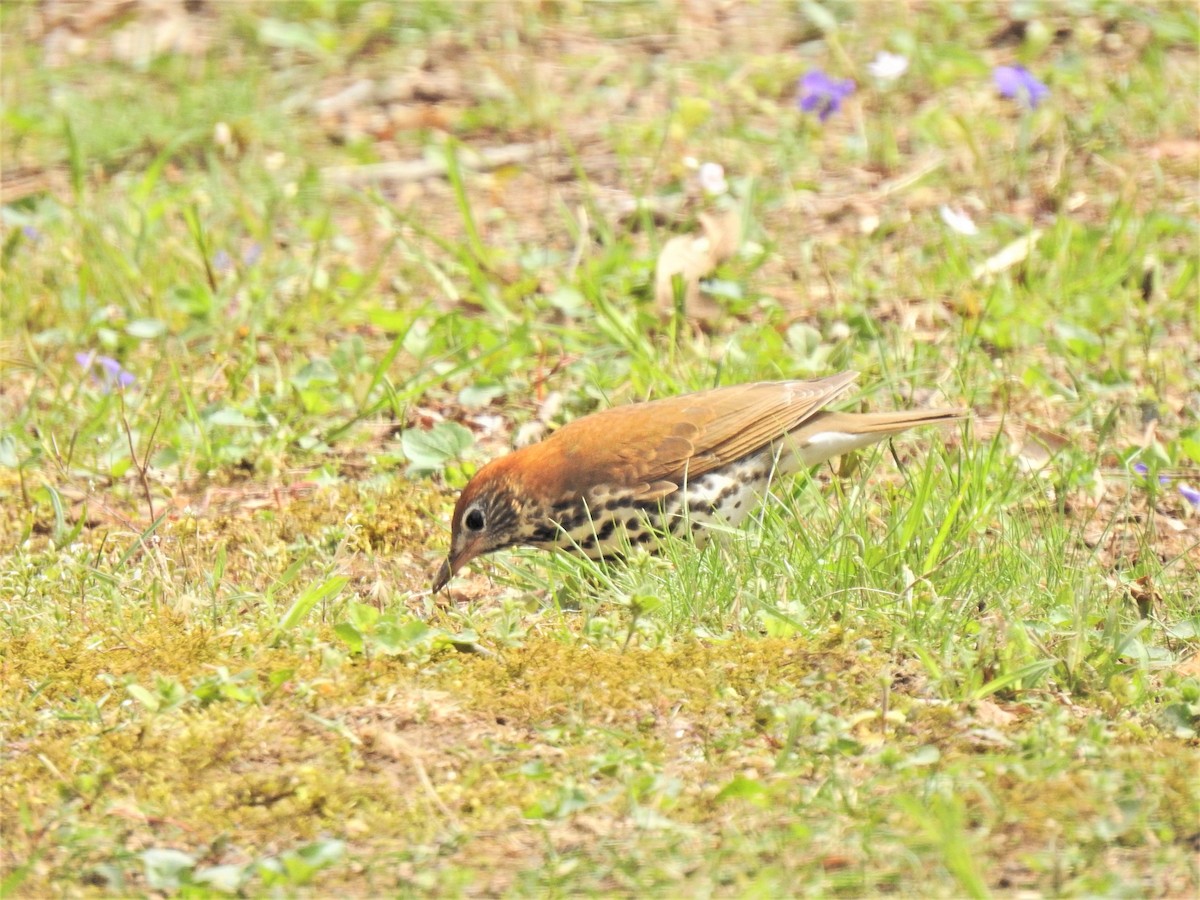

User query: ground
[1,1,1198,896]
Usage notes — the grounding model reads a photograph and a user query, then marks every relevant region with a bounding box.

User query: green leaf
[801,0,840,33]
[193,863,246,894]
[204,406,257,427]
[716,774,767,802]
[458,382,504,409]
[142,848,196,891]
[0,859,33,896]
[970,659,1058,700]
[334,623,364,655]
[347,601,380,632]
[257,18,327,56]
[401,421,474,473]
[295,839,345,868]
[259,839,345,887]
[212,542,227,584]
[127,683,160,712]
[290,358,338,390]
[629,592,664,616]
[0,434,20,468]
[219,682,256,704]
[547,285,586,317]
[126,318,168,339]
[273,576,348,643]
[1179,433,1200,465]
[367,308,412,332]
[369,615,434,654]
[897,745,941,769]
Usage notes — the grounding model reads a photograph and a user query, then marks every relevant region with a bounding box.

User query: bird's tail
[783,408,969,469]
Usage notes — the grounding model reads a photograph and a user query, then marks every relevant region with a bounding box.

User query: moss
[156,479,444,590]
[3,613,226,706]
[4,617,1198,896]
[451,634,880,728]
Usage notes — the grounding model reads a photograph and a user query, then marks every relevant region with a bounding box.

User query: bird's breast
[515,450,777,559]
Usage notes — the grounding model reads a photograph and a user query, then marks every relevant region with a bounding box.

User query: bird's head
[433,459,524,592]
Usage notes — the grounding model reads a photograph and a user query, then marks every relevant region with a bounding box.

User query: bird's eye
[464,508,485,532]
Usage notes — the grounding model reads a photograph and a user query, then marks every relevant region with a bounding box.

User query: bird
[433,371,967,591]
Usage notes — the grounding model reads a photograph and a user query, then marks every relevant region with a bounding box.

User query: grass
[2,1,1198,896]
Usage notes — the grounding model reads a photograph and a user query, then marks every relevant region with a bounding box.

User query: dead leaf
[654,209,741,321]
[1175,654,1200,678]
[321,140,553,186]
[972,698,1017,727]
[1017,423,1070,472]
[976,415,1070,474]
[972,229,1042,282]
[0,167,63,203]
[1147,138,1200,161]
[699,209,741,264]
[312,79,376,118]
[1129,574,1161,619]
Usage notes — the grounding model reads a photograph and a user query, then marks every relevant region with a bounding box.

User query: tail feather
[782,407,969,470]
[814,408,969,435]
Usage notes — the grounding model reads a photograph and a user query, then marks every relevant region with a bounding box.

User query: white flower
[939,205,979,236]
[698,162,728,196]
[867,51,909,82]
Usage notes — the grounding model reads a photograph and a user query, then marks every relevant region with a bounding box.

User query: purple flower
[993,65,1048,109]
[1132,462,1148,476]
[243,242,262,266]
[213,249,233,273]
[76,351,135,391]
[96,356,135,387]
[22,225,40,242]
[797,70,855,122]
[1180,484,1200,507]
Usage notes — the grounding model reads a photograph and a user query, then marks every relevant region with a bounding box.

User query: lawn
[1,1,1198,896]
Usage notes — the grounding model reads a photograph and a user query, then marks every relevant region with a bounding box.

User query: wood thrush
[433,371,967,590]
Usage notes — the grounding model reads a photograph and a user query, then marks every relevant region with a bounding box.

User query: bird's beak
[432,556,454,592]
[432,537,487,592]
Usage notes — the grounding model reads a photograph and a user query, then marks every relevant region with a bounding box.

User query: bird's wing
[553,372,860,498]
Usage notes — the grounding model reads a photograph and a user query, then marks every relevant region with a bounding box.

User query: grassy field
[2,1,1198,896]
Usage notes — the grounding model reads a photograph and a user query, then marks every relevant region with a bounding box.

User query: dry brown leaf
[975,415,1070,474]
[820,855,854,871]
[322,141,553,186]
[1017,422,1070,472]
[653,209,741,321]
[699,209,742,264]
[1175,654,1200,678]
[0,167,63,203]
[972,229,1043,282]
[387,104,455,132]
[1129,574,1161,619]
[312,79,377,118]
[972,698,1017,727]
[1147,138,1200,161]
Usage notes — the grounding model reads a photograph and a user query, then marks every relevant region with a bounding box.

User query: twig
[118,391,158,523]
[566,203,589,280]
[321,140,554,186]
[397,735,463,831]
